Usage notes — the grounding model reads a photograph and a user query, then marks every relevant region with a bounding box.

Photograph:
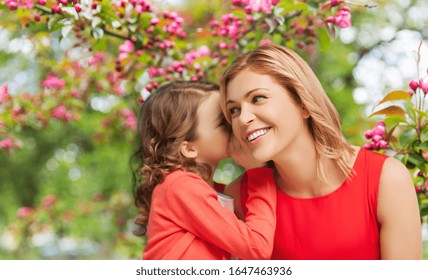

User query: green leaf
[369,105,406,118]
[384,115,408,131]
[398,127,418,147]
[48,14,64,31]
[281,2,309,13]
[421,126,428,143]
[318,27,331,52]
[377,90,411,105]
[407,153,427,171]
[416,141,428,151]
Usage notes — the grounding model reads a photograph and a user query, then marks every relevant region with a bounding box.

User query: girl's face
[225,69,309,162]
[193,91,230,169]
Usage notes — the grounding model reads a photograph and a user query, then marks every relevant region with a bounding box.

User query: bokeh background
[0,0,427,259]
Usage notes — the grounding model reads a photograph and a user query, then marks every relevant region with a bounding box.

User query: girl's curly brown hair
[132,81,220,236]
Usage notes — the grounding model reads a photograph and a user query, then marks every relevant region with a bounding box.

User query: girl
[133,81,276,260]
[220,45,422,259]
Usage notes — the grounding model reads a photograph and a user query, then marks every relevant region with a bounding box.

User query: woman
[220,44,422,259]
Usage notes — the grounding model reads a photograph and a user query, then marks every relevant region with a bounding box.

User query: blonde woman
[220,44,422,259]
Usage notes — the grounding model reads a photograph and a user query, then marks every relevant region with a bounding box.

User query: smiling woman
[220,44,423,260]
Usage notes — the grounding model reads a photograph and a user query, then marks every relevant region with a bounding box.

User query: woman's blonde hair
[220,44,354,182]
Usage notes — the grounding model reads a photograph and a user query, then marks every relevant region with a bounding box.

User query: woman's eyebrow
[226,88,269,105]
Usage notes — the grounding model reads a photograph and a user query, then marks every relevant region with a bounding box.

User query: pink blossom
[41,194,58,209]
[363,142,374,150]
[376,140,388,149]
[74,4,82,12]
[17,206,33,219]
[150,18,160,25]
[409,79,419,91]
[118,40,134,53]
[364,130,373,139]
[330,0,342,6]
[117,52,129,62]
[121,109,137,131]
[334,6,352,28]
[12,107,21,115]
[372,134,382,143]
[419,79,428,94]
[219,42,228,49]
[114,85,125,96]
[372,124,386,136]
[7,0,34,9]
[42,74,66,89]
[259,39,272,46]
[242,0,276,15]
[197,46,210,57]
[87,52,106,66]
[5,0,18,10]
[0,138,13,149]
[51,104,74,124]
[0,84,10,103]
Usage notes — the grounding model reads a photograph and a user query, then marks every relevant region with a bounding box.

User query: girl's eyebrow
[226,88,269,105]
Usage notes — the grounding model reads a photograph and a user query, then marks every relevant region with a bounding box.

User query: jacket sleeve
[167,167,276,260]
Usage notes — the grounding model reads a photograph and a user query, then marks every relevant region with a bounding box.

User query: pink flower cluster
[161,11,186,38]
[0,85,11,103]
[42,73,66,89]
[408,78,428,96]
[415,179,428,193]
[114,0,153,15]
[210,14,245,41]
[120,109,137,131]
[87,52,106,66]
[118,40,135,62]
[363,121,388,150]
[5,0,34,10]
[184,46,211,65]
[232,0,280,15]
[326,6,352,28]
[51,104,75,124]
[17,206,34,219]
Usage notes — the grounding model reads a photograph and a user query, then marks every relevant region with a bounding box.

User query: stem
[103,28,130,41]
[35,4,52,14]
[344,1,377,8]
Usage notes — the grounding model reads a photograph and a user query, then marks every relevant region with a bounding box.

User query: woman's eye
[253,96,265,103]
[229,107,240,116]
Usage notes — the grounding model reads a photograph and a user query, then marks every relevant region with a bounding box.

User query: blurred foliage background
[0,0,427,259]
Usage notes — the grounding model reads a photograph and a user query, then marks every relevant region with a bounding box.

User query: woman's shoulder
[379,155,412,184]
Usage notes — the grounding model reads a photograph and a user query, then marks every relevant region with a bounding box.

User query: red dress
[143,168,276,260]
[240,148,387,259]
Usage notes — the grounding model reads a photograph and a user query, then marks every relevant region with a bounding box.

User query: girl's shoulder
[163,170,212,194]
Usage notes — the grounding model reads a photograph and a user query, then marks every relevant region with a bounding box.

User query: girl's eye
[253,96,265,103]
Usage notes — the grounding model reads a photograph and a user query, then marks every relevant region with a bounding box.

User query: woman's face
[225,69,309,162]
[193,91,230,169]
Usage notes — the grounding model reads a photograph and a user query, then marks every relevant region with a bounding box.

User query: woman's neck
[273,140,352,198]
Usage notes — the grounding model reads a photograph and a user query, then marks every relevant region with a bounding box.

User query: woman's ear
[301,105,310,119]
[179,141,198,159]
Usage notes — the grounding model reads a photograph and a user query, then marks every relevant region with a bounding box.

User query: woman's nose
[238,106,254,126]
